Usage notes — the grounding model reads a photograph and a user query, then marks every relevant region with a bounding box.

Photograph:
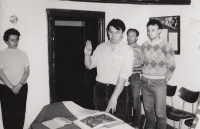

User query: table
[30,102,79,129]
[30,102,134,129]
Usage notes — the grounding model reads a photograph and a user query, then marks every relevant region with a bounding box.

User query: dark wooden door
[54,25,97,109]
[47,9,105,109]
[54,26,85,103]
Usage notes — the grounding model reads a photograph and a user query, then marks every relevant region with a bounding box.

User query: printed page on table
[73,112,124,129]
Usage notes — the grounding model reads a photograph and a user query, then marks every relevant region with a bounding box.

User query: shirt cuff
[119,73,129,81]
[89,63,96,70]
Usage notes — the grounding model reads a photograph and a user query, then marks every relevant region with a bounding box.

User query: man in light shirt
[84,19,134,123]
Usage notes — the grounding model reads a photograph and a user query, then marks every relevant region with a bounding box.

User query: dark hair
[127,28,139,37]
[147,19,162,30]
[3,28,20,42]
[106,19,126,33]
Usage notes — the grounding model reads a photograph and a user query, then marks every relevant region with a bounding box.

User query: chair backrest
[167,85,177,97]
[167,85,177,108]
[178,87,199,104]
[178,87,200,113]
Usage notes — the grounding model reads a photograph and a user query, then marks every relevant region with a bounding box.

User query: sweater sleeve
[165,43,176,82]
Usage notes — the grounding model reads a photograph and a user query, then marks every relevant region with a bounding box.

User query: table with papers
[29,101,134,129]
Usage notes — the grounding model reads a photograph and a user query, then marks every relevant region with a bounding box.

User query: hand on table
[106,97,117,114]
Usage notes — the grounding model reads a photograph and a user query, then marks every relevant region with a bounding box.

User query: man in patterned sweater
[141,19,176,129]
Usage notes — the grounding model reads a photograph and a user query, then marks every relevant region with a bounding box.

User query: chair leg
[143,117,146,129]
[173,120,176,129]
[178,119,182,129]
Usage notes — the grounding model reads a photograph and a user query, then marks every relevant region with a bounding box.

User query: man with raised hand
[84,18,134,123]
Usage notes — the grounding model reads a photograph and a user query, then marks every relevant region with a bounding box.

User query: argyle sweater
[141,39,176,82]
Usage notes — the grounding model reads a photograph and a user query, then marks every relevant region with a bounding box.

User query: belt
[97,82,127,88]
[97,82,115,86]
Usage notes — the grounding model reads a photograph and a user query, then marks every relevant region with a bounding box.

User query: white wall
[0,0,200,129]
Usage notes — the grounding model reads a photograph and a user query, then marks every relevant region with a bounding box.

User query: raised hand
[84,40,92,55]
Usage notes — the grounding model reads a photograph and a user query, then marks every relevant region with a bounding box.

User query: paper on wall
[169,33,178,50]
[160,29,168,43]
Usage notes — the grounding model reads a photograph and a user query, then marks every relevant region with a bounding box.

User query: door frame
[46,9,105,103]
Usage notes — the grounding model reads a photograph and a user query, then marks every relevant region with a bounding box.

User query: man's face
[108,26,123,44]
[6,35,19,49]
[127,31,138,44]
[147,25,161,41]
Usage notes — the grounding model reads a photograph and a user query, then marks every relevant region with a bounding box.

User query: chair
[141,85,177,129]
[184,97,200,129]
[166,87,199,129]
[166,85,177,129]
[184,118,194,129]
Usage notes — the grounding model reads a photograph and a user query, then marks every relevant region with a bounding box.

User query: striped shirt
[90,40,134,86]
[129,43,143,74]
[141,39,176,82]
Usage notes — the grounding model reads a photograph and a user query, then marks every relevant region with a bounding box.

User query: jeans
[141,77,167,129]
[93,82,131,123]
[0,83,28,129]
[128,73,141,128]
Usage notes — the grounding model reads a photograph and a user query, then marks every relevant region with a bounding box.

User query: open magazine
[73,112,124,129]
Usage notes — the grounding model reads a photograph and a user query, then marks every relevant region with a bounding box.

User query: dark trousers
[0,83,28,129]
[93,82,131,123]
[128,73,141,128]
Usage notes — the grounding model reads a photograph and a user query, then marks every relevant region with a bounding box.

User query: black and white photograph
[0,0,200,129]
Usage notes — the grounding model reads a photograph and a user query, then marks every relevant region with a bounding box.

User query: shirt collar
[108,40,124,48]
[6,48,18,51]
[129,42,139,48]
[148,38,163,45]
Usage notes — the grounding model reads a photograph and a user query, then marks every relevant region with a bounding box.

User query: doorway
[47,9,105,109]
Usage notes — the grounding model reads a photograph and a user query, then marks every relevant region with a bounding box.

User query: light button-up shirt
[90,40,134,86]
